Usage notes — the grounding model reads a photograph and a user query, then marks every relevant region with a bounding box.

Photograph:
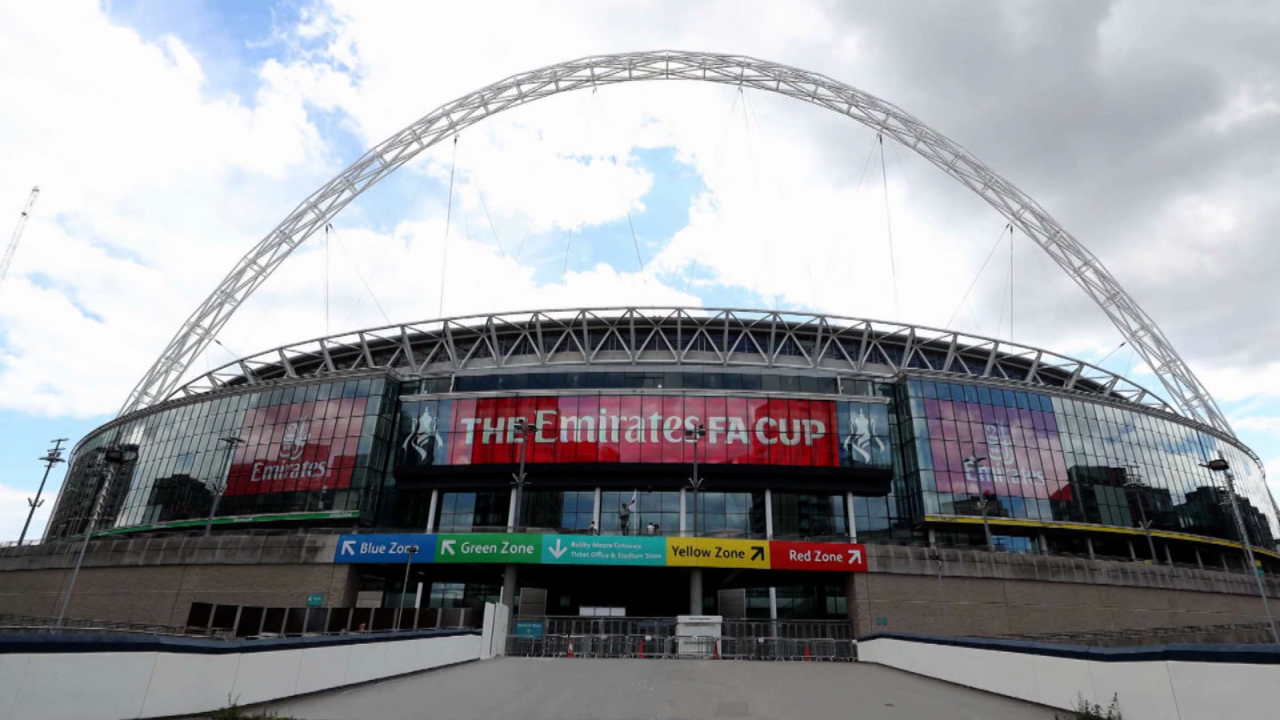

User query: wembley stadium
[3,52,1277,639]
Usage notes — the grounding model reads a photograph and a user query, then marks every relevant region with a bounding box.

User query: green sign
[306,593,324,607]
[435,533,542,563]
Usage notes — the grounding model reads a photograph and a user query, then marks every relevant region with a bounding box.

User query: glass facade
[898,379,1277,550]
[46,378,397,538]
[46,367,1278,560]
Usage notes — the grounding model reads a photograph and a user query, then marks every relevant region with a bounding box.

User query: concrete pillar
[846,492,858,541]
[1195,547,1204,571]
[1038,533,1049,555]
[426,489,439,532]
[1085,536,1096,560]
[593,488,602,530]
[927,527,937,549]
[768,586,778,620]
[502,564,517,610]
[764,489,774,539]
[1128,539,1137,562]
[689,569,703,615]
[1164,544,1174,566]
[506,488,518,532]
[679,489,687,534]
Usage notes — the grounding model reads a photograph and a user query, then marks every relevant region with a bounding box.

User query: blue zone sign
[334,534,435,564]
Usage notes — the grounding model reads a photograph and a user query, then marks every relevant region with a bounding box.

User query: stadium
[3,52,1278,641]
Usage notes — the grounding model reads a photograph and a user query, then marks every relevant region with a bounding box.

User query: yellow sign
[665,537,770,569]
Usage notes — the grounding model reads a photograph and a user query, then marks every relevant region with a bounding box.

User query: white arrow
[340,539,356,556]
[441,539,456,555]
[548,539,567,559]
[848,549,863,565]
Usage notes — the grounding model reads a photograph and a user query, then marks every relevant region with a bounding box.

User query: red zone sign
[770,541,867,572]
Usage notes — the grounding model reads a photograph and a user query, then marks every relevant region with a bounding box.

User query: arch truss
[119,51,1233,436]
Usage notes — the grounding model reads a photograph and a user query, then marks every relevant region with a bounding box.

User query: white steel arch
[119,50,1233,435]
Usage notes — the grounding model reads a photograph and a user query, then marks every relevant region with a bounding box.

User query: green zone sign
[541,535,666,566]
[435,533,540,563]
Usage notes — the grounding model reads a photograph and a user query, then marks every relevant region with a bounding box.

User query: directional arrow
[849,549,863,564]
[441,539,457,555]
[340,539,356,556]
[548,539,567,559]
[750,545,765,562]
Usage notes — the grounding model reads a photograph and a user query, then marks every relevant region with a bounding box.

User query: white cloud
[0,481,56,544]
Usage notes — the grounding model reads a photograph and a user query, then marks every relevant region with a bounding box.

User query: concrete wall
[859,634,1280,720]
[0,630,481,720]
[2,534,1277,638]
[850,544,1280,638]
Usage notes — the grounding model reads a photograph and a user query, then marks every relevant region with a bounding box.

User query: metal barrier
[505,633,856,661]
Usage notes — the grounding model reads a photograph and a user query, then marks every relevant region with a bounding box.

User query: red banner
[770,541,867,572]
[224,398,364,496]
[437,395,839,467]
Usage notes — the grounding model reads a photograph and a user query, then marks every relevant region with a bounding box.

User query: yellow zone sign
[665,537,770,569]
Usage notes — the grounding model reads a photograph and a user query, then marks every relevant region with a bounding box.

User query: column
[593,488,602,529]
[689,569,703,615]
[1222,554,1232,573]
[1085,537,1096,561]
[846,492,858,541]
[1195,547,1204,571]
[1164,544,1174,566]
[1127,539,1137,562]
[764,489,774,539]
[768,586,778,621]
[927,527,937,549]
[425,489,439,533]
[1038,533,1049,555]
[502,565,517,610]
[679,489,687,534]
[506,488,518,532]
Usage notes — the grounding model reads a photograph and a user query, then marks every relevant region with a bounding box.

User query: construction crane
[0,186,40,296]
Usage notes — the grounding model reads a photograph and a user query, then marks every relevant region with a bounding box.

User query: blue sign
[514,620,544,637]
[540,535,666,566]
[334,534,435,564]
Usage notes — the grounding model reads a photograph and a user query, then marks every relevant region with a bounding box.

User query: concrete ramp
[265,657,1058,720]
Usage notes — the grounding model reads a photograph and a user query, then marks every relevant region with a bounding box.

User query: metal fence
[506,616,857,661]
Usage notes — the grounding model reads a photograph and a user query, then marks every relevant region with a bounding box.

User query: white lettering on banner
[250,460,328,483]
[453,407,836,453]
[963,422,1047,488]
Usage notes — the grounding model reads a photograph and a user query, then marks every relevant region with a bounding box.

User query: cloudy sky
[2,0,1278,540]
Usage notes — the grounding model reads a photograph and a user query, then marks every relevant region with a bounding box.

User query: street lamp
[964,456,994,553]
[204,436,243,537]
[56,445,135,628]
[395,544,421,631]
[1202,455,1279,644]
[1123,480,1159,564]
[684,424,706,537]
[510,418,534,532]
[19,438,68,545]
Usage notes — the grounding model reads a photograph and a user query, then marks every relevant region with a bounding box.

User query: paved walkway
[264,657,1060,720]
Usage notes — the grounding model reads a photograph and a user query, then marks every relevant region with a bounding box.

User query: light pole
[510,418,534,532]
[1123,481,1159,564]
[19,438,68,545]
[56,445,134,628]
[1203,456,1279,644]
[684,424,706,537]
[204,436,243,537]
[964,456,994,552]
[395,544,420,631]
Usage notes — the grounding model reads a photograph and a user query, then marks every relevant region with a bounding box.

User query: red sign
[436,395,839,467]
[769,541,867,572]
[224,398,364,496]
